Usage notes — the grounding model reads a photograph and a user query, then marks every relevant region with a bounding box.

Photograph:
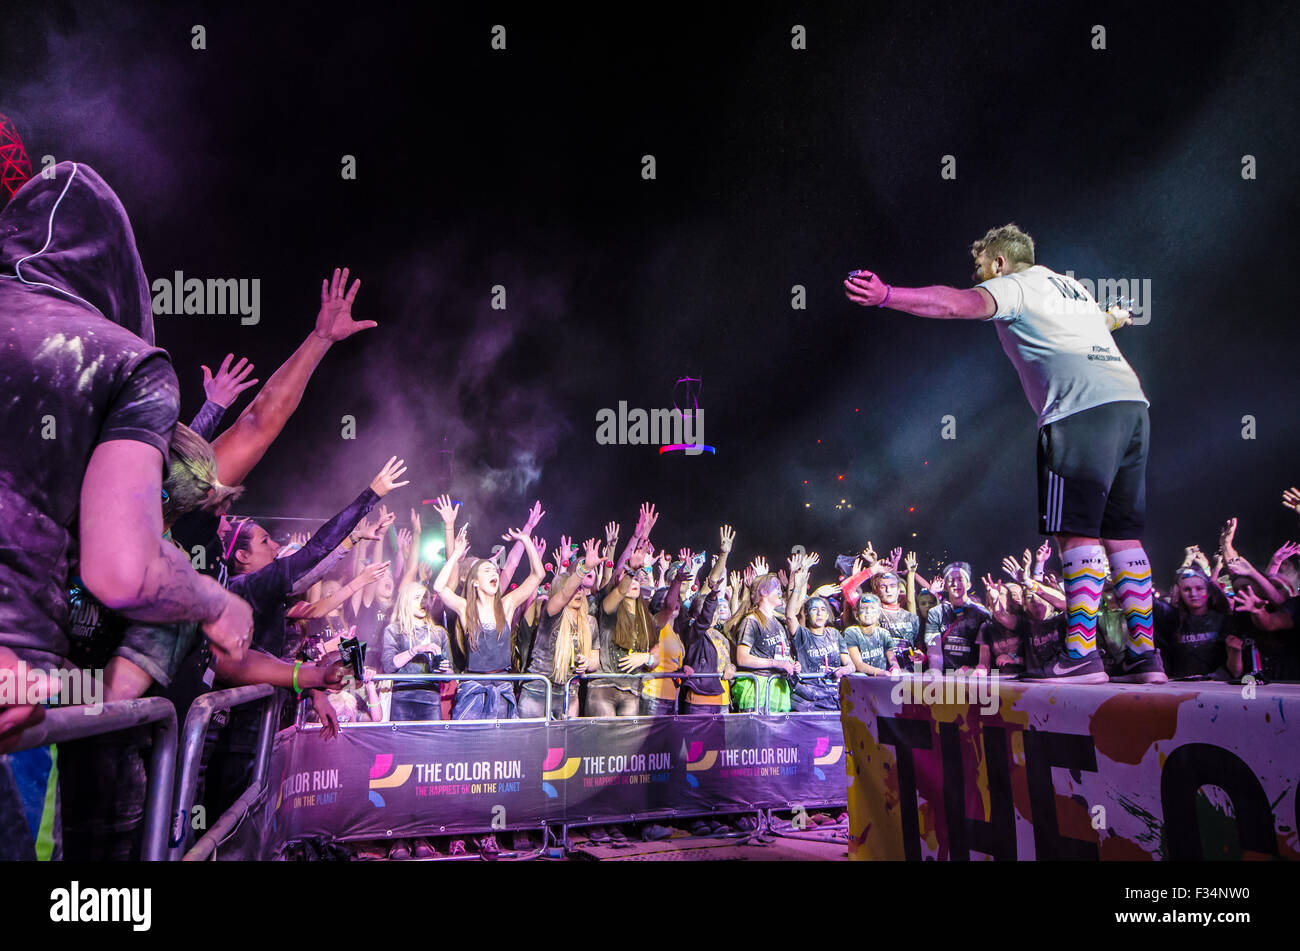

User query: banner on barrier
[839,674,1300,861]
[260,714,847,853]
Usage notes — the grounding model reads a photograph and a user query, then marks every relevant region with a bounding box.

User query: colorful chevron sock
[1061,545,1108,657]
[1108,547,1155,654]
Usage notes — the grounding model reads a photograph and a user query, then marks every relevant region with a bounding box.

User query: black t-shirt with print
[879,607,921,653]
[926,602,989,670]
[792,625,846,678]
[1153,601,1227,677]
[980,618,1024,671]
[737,614,791,669]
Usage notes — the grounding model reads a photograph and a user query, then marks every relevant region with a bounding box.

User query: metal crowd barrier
[299,672,557,727]
[170,683,279,861]
[563,670,774,716]
[7,696,178,862]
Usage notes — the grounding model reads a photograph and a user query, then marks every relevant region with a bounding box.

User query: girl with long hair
[517,537,603,719]
[381,581,451,721]
[433,521,545,719]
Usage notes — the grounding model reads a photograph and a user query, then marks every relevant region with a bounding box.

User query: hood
[0,161,154,343]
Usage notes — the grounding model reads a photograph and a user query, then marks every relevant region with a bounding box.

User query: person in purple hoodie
[0,160,253,859]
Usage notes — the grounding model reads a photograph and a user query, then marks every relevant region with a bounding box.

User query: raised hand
[657,549,672,572]
[1284,487,1300,514]
[532,536,547,559]
[678,547,695,566]
[432,494,460,525]
[1001,555,1025,582]
[201,353,258,408]
[582,537,602,566]
[887,547,903,569]
[903,551,918,572]
[395,527,412,556]
[928,575,945,597]
[524,500,546,532]
[804,552,820,570]
[742,565,756,588]
[409,509,422,535]
[357,561,391,587]
[787,551,804,573]
[1269,541,1300,570]
[1036,540,1053,565]
[605,521,620,546]
[369,457,409,497]
[315,267,376,342]
[777,570,790,589]
[450,523,470,561]
[636,502,659,537]
[719,525,735,553]
[861,543,877,566]
[752,556,769,576]
[1220,517,1238,557]
[728,570,742,591]
[1232,588,1265,613]
[356,509,395,541]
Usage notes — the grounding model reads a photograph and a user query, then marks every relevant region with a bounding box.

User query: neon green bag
[732,673,791,713]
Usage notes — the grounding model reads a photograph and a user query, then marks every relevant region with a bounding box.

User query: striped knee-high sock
[1061,545,1108,657]
[1109,548,1155,655]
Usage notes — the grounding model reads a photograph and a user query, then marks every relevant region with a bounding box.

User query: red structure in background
[1,113,33,203]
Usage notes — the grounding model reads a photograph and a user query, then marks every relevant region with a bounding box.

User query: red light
[908,506,916,513]
[802,480,808,484]
[837,474,844,481]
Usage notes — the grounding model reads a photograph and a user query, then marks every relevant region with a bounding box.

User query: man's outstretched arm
[844,269,995,320]
[212,268,377,486]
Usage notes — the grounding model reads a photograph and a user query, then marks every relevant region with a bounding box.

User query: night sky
[3,0,1297,583]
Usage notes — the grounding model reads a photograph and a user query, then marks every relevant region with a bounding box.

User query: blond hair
[970,223,1035,268]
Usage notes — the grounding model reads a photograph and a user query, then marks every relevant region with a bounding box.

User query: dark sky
[3,0,1297,583]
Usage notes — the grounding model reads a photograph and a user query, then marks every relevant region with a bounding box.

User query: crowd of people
[1,159,1298,862]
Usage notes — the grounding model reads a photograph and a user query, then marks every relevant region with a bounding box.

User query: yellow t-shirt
[642,623,685,701]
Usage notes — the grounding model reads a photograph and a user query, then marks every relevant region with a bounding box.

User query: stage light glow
[422,538,445,562]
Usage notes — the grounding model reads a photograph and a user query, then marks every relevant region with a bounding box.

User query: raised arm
[80,441,252,661]
[502,526,546,618]
[499,501,545,591]
[211,268,376,486]
[432,523,470,622]
[190,353,258,440]
[398,509,424,590]
[275,457,406,590]
[844,269,996,320]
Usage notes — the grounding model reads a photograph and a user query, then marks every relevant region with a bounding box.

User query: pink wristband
[878,284,893,308]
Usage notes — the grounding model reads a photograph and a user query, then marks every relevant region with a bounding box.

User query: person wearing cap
[924,563,991,673]
[844,594,899,676]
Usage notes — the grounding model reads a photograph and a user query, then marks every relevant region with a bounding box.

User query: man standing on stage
[844,223,1164,684]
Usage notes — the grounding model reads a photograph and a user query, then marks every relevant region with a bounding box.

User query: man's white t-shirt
[978,265,1148,428]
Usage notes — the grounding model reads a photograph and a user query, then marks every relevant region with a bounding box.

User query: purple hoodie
[0,162,178,667]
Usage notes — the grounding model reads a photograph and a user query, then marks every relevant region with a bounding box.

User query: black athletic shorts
[1037,400,1148,539]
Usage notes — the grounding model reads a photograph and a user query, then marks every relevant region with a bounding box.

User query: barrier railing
[7,697,178,862]
[170,683,278,861]
[563,670,771,715]
[299,672,557,728]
